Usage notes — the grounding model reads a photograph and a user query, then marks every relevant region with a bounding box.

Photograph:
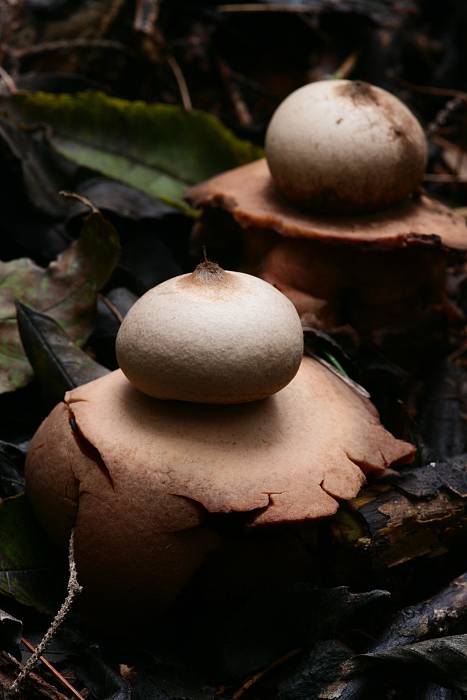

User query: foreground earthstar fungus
[187,80,467,347]
[25,265,415,625]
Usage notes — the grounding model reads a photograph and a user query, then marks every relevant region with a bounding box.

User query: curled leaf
[17,302,109,408]
[0,203,120,393]
[361,635,467,694]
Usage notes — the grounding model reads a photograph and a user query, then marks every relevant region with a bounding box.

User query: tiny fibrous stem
[192,260,226,283]
[9,531,82,695]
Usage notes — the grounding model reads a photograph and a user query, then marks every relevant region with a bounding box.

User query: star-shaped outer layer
[187,159,467,251]
[26,357,414,616]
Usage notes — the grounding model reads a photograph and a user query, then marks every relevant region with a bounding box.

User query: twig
[332,51,359,81]
[0,650,70,700]
[8,38,133,61]
[9,531,83,695]
[166,54,192,110]
[398,79,467,105]
[97,0,126,38]
[232,648,300,700]
[134,0,161,33]
[217,57,253,127]
[60,190,99,214]
[98,293,124,325]
[431,135,467,180]
[0,65,16,94]
[426,96,463,136]
[217,3,321,13]
[423,173,467,183]
[21,638,85,700]
[132,6,192,110]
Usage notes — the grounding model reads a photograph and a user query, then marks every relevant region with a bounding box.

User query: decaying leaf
[10,91,263,210]
[274,640,352,700]
[0,115,73,219]
[0,441,25,499]
[0,494,65,614]
[362,634,467,694]
[322,573,467,699]
[176,585,390,679]
[74,177,181,222]
[70,179,189,294]
[0,205,120,393]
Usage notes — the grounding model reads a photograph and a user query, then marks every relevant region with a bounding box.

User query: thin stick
[10,532,83,695]
[0,65,17,94]
[232,648,300,700]
[423,173,467,183]
[59,190,99,214]
[97,0,126,38]
[426,96,463,136]
[332,51,359,81]
[134,0,161,33]
[167,54,192,110]
[21,638,85,700]
[217,57,253,127]
[99,293,124,324]
[218,4,321,13]
[398,79,467,104]
[9,38,132,61]
[1,650,70,700]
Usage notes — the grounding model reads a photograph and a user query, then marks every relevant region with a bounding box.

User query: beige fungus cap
[116,263,304,403]
[265,80,427,213]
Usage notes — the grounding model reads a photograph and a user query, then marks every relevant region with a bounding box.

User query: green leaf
[0,207,120,394]
[0,494,65,614]
[11,91,264,210]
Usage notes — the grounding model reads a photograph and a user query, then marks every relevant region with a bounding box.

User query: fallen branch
[330,457,467,574]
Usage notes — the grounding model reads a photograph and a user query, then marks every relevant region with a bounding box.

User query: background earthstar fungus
[187,82,467,361]
[264,80,428,213]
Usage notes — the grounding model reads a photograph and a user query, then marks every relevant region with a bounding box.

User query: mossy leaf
[12,91,263,211]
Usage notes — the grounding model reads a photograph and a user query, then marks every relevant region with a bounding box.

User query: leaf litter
[0,1,467,699]
[0,199,120,393]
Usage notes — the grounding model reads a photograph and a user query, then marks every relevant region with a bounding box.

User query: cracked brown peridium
[187,86,467,348]
[26,357,414,622]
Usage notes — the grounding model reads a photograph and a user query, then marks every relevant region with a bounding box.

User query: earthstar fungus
[265,79,427,213]
[187,80,467,347]
[26,266,415,623]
